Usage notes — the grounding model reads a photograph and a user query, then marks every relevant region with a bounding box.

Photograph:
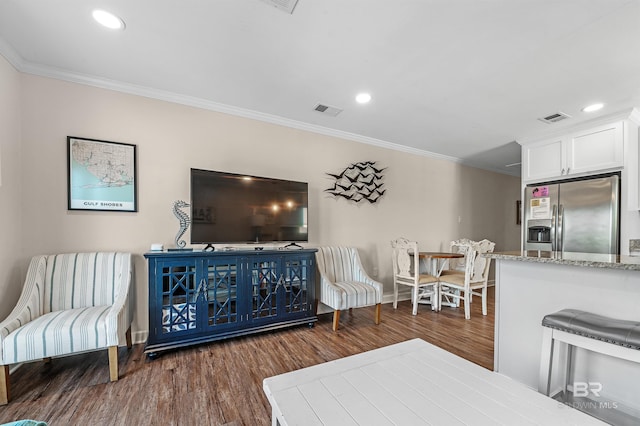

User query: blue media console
[144,249,317,357]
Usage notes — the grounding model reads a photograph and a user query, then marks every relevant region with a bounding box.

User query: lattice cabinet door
[281,254,314,317]
[201,256,242,332]
[247,255,285,325]
[153,258,199,341]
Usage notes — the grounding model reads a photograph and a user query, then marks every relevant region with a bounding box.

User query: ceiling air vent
[538,111,571,124]
[314,103,343,117]
[259,0,299,14]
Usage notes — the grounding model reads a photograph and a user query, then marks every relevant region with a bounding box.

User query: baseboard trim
[133,330,148,345]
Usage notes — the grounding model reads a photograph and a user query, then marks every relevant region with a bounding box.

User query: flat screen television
[190,168,308,245]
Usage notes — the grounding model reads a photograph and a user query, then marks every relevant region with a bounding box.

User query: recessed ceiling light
[355,93,372,104]
[582,103,604,113]
[92,9,125,30]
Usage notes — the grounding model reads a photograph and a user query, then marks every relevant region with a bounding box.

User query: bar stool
[538,309,640,397]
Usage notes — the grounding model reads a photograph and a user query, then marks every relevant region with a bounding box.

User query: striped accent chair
[315,247,383,331]
[0,252,133,405]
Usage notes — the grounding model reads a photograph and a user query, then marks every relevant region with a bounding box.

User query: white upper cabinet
[523,137,566,182]
[522,121,623,183]
[566,121,623,175]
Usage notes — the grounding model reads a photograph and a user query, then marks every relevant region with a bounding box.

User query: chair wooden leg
[412,286,419,315]
[43,357,52,364]
[481,287,488,316]
[374,303,381,325]
[332,310,340,331]
[393,282,398,309]
[1,365,9,405]
[108,346,119,382]
[126,326,132,349]
[464,292,471,320]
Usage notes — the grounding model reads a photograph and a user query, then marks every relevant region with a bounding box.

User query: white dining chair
[440,238,474,277]
[391,238,439,315]
[439,239,495,319]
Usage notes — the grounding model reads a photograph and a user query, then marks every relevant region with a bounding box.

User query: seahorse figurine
[172,200,191,249]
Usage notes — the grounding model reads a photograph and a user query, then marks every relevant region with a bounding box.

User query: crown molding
[17,59,463,164]
[3,50,515,174]
[0,36,24,70]
[628,107,640,126]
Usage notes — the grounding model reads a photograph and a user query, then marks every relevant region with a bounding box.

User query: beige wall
[0,55,25,320]
[5,71,521,341]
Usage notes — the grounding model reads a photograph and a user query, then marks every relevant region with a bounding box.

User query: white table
[263,339,606,425]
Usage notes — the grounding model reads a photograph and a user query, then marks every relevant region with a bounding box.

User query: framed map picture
[67,136,138,212]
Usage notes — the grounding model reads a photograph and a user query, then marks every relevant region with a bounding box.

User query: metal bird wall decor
[325,161,387,203]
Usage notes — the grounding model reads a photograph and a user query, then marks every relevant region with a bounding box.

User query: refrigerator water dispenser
[527,220,551,243]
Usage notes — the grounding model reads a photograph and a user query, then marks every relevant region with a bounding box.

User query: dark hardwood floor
[0,288,494,425]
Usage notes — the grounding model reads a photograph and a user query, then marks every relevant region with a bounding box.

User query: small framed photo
[68,136,138,212]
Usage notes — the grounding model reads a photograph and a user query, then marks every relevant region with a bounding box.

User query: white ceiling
[2,0,640,177]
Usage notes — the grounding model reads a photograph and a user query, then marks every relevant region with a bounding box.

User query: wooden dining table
[418,251,464,274]
[418,251,464,310]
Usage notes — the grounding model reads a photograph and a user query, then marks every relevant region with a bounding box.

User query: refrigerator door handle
[551,204,558,251]
[558,204,565,253]
[610,177,620,254]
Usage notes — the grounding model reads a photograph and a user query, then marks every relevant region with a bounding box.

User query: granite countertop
[484,250,640,271]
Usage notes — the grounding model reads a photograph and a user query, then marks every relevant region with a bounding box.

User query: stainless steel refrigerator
[523,172,620,254]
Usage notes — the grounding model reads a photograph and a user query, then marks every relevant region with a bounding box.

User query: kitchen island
[486,250,640,421]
